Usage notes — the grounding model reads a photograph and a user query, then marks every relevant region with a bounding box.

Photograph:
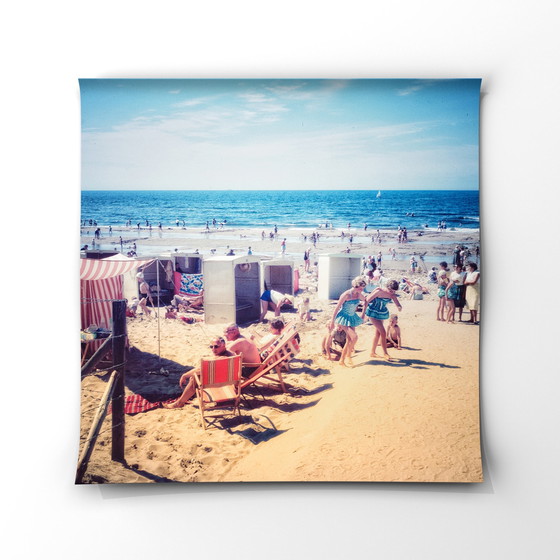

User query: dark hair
[270,319,285,330]
[387,279,399,291]
[439,261,448,268]
[466,262,478,271]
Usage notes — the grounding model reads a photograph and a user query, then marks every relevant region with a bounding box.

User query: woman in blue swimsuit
[328,276,367,367]
[362,279,402,361]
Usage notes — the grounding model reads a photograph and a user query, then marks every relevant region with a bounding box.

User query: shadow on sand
[356,357,461,371]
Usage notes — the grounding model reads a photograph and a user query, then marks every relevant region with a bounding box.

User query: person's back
[227,334,261,364]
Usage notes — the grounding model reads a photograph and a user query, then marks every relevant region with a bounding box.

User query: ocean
[81,190,479,231]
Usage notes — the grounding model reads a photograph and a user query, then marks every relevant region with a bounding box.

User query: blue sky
[80,79,480,190]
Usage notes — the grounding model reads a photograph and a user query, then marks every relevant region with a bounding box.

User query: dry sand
[79,228,482,483]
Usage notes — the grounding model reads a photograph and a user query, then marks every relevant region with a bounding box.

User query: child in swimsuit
[386,314,402,349]
[436,261,449,322]
[362,279,402,361]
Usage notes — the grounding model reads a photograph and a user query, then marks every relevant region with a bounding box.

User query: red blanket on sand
[108,394,174,415]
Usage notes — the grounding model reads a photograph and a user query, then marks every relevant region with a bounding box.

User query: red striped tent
[80,255,153,331]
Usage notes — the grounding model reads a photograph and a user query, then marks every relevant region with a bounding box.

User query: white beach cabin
[203,255,261,325]
[260,258,295,295]
[317,253,363,300]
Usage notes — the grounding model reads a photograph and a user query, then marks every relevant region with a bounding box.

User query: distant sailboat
[376,190,381,198]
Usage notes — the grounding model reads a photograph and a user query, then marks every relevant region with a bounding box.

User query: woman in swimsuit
[328,276,367,367]
[362,279,402,361]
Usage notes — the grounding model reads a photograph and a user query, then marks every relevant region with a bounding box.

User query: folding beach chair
[194,354,243,430]
[241,323,301,394]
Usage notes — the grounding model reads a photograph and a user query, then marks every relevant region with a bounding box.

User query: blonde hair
[351,276,367,288]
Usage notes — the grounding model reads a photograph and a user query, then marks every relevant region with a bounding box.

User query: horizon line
[82,187,480,192]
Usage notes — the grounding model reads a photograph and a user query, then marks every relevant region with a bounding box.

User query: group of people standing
[326,257,481,367]
[436,261,480,324]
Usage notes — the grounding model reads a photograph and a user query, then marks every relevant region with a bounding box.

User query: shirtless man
[164,337,233,409]
[223,323,261,377]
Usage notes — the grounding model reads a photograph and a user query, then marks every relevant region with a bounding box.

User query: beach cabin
[122,256,175,304]
[81,249,120,260]
[171,252,203,275]
[260,258,296,295]
[317,253,363,300]
[203,255,261,325]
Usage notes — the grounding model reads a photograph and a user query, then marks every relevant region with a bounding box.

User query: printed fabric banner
[173,272,204,296]
[79,78,482,485]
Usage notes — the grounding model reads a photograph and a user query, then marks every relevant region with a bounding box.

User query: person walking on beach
[328,276,367,367]
[303,248,311,272]
[362,279,402,361]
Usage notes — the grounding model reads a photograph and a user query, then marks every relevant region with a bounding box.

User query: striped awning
[80,255,153,280]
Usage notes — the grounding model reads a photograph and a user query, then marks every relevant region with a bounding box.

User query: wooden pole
[111,300,127,463]
[75,370,117,484]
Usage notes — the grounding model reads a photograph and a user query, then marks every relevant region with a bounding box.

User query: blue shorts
[260,290,272,302]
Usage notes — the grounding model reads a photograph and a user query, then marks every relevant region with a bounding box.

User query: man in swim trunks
[223,323,261,377]
[259,289,294,321]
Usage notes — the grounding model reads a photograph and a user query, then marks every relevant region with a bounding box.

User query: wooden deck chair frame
[194,354,243,430]
[240,323,301,394]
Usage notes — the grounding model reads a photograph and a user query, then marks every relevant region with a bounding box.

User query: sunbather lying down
[172,291,204,310]
[164,307,202,324]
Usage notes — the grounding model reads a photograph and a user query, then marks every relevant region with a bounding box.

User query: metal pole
[157,259,161,361]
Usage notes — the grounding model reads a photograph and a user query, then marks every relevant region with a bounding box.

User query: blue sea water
[81,190,479,231]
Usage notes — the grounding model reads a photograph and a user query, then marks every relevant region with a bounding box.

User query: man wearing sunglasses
[164,337,233,408]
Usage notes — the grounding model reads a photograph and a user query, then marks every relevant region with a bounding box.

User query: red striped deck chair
[194,354,243,430]
[241,323,301,394]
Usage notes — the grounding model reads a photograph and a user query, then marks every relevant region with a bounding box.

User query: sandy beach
[79,227,482,483]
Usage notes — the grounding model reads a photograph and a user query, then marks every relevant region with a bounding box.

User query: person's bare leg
[446,300,455,323]
[339,327,353,366]
[345,328,357,366]
[163,377,196,408]
[371,330,381,357]
[373,319,392,361]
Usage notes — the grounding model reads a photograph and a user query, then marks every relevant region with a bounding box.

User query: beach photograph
[78,78,483,483]
[6,2,560,559]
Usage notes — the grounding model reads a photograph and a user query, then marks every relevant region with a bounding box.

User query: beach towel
[108,394,175,415]
[174,272,204,296]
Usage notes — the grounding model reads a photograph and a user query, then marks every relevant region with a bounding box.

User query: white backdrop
[3,1,559,558]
